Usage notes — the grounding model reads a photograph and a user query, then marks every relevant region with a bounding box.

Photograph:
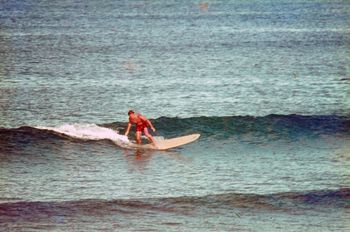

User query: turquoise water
[1,0,349,127]
[0,0,350,231]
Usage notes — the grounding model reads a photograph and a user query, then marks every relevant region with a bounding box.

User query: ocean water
[0,0,350,231]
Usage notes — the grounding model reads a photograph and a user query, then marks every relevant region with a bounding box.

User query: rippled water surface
[0,0,349,231]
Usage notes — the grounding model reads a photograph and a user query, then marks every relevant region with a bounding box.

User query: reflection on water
[122,148,153,172]
[122,147,186,173]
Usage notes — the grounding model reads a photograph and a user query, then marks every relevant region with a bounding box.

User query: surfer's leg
[144,128,157,146]
[136,131,142,144]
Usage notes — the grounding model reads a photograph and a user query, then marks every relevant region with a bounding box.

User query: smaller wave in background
[0,188,348,219]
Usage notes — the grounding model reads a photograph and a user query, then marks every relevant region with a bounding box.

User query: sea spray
[36,124,129,143]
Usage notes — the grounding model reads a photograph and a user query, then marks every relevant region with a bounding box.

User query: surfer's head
[128,110,138,123]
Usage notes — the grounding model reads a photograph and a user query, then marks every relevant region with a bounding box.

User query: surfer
[124,110,157,146]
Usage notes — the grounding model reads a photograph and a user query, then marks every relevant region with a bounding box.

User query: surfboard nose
[154,133,201,150]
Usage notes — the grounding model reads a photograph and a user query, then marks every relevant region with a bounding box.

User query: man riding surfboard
[124,110,157,146]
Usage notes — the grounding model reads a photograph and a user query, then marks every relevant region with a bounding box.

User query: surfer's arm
[148,120,156,132]
[125,123,132,136]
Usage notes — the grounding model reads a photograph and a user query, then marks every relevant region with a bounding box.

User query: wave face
[1,114,349,147]
[151,114,350,138]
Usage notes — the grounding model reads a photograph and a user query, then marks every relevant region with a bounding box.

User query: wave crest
[36,124,128,141]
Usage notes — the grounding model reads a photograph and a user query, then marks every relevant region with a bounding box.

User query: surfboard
[128,134,200,150]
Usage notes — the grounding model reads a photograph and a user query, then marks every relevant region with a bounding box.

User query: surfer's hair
[128,110,135,115]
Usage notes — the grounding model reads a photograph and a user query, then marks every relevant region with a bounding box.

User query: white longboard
[129,134,200,150]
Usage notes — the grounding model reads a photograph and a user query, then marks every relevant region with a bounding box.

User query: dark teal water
[0,0,350,231]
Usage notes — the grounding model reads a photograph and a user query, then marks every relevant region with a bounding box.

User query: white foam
[36,124,130,144]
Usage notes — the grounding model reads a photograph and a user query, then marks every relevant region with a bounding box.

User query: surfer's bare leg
[144,128,157,146]
[136,131,142,144]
